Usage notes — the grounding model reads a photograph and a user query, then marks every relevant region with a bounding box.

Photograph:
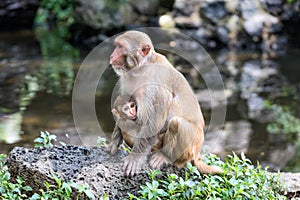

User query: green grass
[129,153,286,200]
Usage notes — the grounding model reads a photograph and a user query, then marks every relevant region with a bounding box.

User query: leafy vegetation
[97,136,131,153]
[34,131,58,147]
[0,132,95,199]
[97,136,107,147]
[0,154,33,199]
[287,0,297,4]
[31,0,79,97]
[285,141,300,172]
[129,153,286,200]
[34,24,78,97]
[265,103,300,134]
[0,153,94,199]
[35,0,75,33]
[31,173,94,200]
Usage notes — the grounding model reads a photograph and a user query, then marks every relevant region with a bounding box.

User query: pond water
[0,30,299,172]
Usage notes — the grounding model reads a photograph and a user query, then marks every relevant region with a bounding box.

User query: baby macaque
[112,94,137,122]
[109,94,139,151]
[110,93,170,151]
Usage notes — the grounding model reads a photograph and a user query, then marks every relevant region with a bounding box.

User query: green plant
[281,85,298,100]
[33,0,79,98]
[35,0,75,30]
[97,136,107,147]
[285,141,300,172]
[129,153,286,199]
[34,25,78,97]
[0,154,34,199]
[34,131,58,147]
[266,104,300,134]
[31,173,95,200]
[1,147,95,199]
[120,143,131,153]
[1,154,95,199]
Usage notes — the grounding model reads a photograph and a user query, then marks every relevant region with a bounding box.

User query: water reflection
[0,30,299,172]
[0,112,22,144]
[34,25,78,96]
[0,27,79,150]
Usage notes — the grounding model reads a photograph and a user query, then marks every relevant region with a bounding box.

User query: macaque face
[110,42,126,69]
[110,31,153,75]
[121,101,137,120]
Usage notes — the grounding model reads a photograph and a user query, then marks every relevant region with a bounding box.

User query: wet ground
[0,30,299,172]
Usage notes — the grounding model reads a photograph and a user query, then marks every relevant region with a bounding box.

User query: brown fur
[108,30,223,176]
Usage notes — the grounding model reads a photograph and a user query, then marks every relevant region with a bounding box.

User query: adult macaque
[108,30,223,176]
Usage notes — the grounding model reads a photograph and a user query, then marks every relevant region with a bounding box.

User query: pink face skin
[110,42,125,69]
[123,101,137,120]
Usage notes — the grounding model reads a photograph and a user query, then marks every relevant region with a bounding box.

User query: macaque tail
[193,158,224,175]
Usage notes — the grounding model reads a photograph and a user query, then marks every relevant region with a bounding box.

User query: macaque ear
[139,44,151,57]
[111,109,120,119]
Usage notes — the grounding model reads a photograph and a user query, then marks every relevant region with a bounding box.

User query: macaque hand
[105,142,118,155]
[122,153,147,176]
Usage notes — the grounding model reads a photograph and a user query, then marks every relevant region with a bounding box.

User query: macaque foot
[122,154,147,176]
[105,143,118,155]
[149,152,171,169]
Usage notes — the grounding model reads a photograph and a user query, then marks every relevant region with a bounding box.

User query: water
[0,30,299,172]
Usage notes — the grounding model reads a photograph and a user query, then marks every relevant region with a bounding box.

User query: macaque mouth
[131,116,137,121]
[112,64,123,69]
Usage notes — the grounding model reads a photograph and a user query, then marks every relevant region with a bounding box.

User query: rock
[260,0,284,16]
[225,0,239,13]
[173,0,195,16]
[196,89,232,110]
[0,0,39,29]
[243,13,280,37]
[129,0,159,16]
[280,172,300,193]
[159,13,175,28]
[243,60,277,79]
[159,0,175,11]
[200,1,227,24]
[187,26,218,49]
[173,0,201,28]
[238,0,261,19]
[239,60,277,99]
[247,93,267,121]
[174,12,202,28]
[74,0,122,30]
[216,26,229,43]
[204,121,252,157]
[73,0,163,32]
[226,15,241,34]
[121,0,161,27]
[7,145,187,199]
[269,144,296,170]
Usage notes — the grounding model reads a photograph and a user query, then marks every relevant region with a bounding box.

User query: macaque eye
[130,102,135,108]
[116,44,122,49]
